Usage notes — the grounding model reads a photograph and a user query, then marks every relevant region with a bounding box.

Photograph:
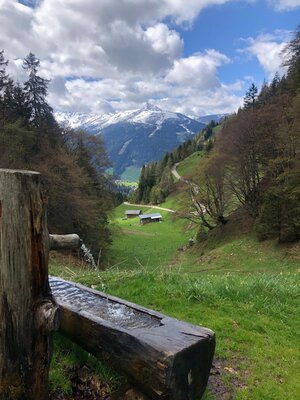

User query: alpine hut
[139,213,162,225]
[125,210,142,218]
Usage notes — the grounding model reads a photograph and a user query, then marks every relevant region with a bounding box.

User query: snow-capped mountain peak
[54,105,206,176]
[142,102,159,110]
[55,104,187,131]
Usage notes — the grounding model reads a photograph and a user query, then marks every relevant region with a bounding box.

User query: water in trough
[49,277,162,330]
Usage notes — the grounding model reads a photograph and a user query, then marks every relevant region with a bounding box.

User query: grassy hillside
[49,147,300,400]
[120,166,141,182]
[49,202,300,399]
[177,151,204,177]
[50,238,300,400]
[106,203,196,270]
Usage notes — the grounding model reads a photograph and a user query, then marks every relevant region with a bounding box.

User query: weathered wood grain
[50,277,215,400]
[0,169,58,400]
[49,234,81,250]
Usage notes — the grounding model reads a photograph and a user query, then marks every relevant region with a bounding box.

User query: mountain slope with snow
[55,104,205,176]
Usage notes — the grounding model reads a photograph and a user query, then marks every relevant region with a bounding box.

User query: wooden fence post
[0,169,59,400]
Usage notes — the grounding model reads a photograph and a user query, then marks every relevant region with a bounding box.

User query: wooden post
[0,169,59,400]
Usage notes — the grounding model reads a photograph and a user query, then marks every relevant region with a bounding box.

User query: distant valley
[55,104,224,177]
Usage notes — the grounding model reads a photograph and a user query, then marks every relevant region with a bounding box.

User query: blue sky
[0,0,299,116]
[179,1,299,83]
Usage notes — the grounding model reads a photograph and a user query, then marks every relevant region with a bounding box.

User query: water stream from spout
[80,243,97,270]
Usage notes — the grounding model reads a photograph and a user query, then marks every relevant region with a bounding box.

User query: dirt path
[171,163,182,180]
[123,163,201,215]
[171,163,204,213]
[123,201,176,213]
[171,162,193,185]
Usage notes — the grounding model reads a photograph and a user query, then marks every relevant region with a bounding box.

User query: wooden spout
[49,234,81,250]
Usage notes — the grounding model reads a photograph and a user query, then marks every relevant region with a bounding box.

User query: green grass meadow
[106,203,195,270]
[50,260,300,400]
[177,151,204,177]
[49,204,300,399]
[120,166,141,182]
[49,152,300,399]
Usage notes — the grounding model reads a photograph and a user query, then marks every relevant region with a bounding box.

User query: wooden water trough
[50,277,215,400]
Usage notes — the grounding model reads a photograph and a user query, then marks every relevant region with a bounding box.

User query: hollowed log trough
[50,277,215,400]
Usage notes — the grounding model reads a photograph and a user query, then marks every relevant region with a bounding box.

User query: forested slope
[134,26,300,244]
[0,52,114,256]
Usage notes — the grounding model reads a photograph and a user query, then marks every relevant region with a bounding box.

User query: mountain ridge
[55,103,205,131]
[55,104,207,176]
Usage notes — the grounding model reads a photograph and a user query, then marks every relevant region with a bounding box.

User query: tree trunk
[0,169,59,400]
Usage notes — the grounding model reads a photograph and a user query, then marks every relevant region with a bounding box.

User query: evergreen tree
[0,50,8,93]
[203,125,213,140]
[149,185,164,205]
[0,50,9,126]
[257,80,270,106]
[2,80,31,123]
[0,50,115,261]
[244,83,258,109]
[137,165,146,202]
[12,82,31,122]
[270,72,281,96]
[23,52,53,125]
[282,24,300,92]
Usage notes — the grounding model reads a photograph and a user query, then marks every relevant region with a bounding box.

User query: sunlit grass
[171,235,299,274]
[49,150,300,399]
[177,151,204,177]
[120,166,141,182]
[107,203,196,270]
[49,262,300,400]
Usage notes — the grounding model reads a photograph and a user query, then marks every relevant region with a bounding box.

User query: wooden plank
[50,277,215,400]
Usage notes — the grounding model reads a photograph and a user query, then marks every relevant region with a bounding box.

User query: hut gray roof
[125,210,142,215]
[139,213,162,220]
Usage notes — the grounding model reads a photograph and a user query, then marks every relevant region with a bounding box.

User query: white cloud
[50,48,236,116]
[242,32,289,78]
[0,0,244,116]
[144,23,183,60]
[155,85,243,116]
[161,0,231,24]
[0,1,36,58]
[29,0,188,76]
[49,80,115,114]
[269,0,300,10]
[166,50,230,90]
